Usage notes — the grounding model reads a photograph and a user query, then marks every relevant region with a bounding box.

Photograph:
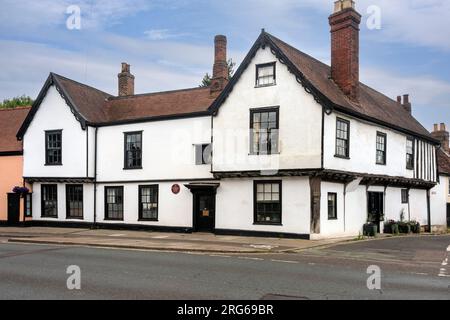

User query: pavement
[0,226,358,254]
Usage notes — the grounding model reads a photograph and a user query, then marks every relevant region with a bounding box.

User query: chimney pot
[431,122,449,153]
[329,0,361,101]
[118,62,135,97]
[397,96,402,104]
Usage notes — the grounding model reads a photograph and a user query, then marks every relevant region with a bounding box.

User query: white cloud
[144,29,190,41]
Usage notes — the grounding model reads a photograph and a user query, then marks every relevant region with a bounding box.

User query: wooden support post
[310,176,322,234]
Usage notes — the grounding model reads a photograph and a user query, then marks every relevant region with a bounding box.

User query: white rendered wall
[409,189,428,226]
[32,183,94,222]
[96,182,194,228]
[23,86,91,178]
[385,187,409,222]
[323,112,436,181]
[96,117,213,182]
[212,47,323,172]
[215,177,311,235]
[430,176,448,226]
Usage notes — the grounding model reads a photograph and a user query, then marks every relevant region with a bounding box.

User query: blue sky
[0,0,449,130]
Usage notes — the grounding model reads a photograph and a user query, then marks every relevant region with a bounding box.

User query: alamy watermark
[66,5,81,30]
[366,265,381,291]
[67,265,81,290]
[366,5,382,30]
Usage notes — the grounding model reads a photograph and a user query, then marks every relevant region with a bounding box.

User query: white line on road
[412,273,429,276]
[238,257,264,261]
[271,259,299,264]
[447,246,450,252]
[438,274,450,278]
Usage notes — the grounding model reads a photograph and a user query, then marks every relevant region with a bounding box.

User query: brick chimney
[402,94,412,114]
[118,62,135,97]
[210,35,228,95]
[329,0,361,101]
[432,123,449,153]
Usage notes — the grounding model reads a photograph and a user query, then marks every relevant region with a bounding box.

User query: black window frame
[255,62,276,87]
[328,193,338,220]
[335,118,350,159]
[104,186,124,221]
[66,185,84,220]
[138,185,159,221]
[250,107,280,155]
[124,131,143,170]
[376,132,387,165]
[24,193,32,217]
[195,144,212,165]
[254,180,282,226]
[406,137,415,170]
[41,184,58,218]
[45,130,62,166]
[401,189,409,204]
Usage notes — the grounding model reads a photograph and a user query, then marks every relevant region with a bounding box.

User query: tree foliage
[0,95,34,109]
[200,59,236,87]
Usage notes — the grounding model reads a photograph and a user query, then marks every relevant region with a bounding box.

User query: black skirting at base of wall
[214,228,311,240]
[0,221,33,227]
[30,220,194,234]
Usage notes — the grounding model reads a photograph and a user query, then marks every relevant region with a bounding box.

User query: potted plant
[398,221,411,234]
[363,222,378,237]
[12,186,29,198]
[384,220,399,234]
[409,220,421,234]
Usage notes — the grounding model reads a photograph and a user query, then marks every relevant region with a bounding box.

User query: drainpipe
[426,189,431,232]
[407,188,411,222]
[93,127,98,228]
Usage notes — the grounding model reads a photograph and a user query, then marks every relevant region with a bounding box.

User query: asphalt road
[0,236,449,300]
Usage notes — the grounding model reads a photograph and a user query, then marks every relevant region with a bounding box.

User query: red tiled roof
[53,74,214,125]
[268,34,433,138]
[0,107,30,153]
[438,149,450,175]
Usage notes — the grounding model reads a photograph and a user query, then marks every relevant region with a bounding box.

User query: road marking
[438,274,450,278]
[447,246,450,252]
[238,257,264,261]
[151,236,169,239]
[271,259,299,264]
[412,272,429,276]
[109,234,126,237]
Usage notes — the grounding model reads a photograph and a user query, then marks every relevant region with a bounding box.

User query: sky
[0,0,449,130]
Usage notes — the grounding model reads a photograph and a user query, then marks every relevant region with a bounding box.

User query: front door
[7,193,21,225]
[368,192,384,232]
[194,192,215,232]
[447,203,450,228]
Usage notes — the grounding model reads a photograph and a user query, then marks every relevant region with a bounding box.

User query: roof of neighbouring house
[17,31,437,143]
[438,149,450,176]
[0,106,31,154]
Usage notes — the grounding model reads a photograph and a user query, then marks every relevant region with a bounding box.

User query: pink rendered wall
[0,155,26,221]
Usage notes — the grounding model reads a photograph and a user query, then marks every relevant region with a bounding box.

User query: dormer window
[256,62,276,87]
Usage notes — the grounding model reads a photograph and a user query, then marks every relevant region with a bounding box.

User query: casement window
[66,185,83,219]
[124,132,142,169]
[376,132,387,165]
[139,185,159,221]
[45,130,62,165]
[401,189,409,204]
[406,137,415,170]
[256,62,276,87]
[41,185,58,218]
[335,118,350,158]
[105,187,124,221]
[328,193,337,220]
[24,193,32,217]
[195,144,212,165]
[254,181,282,225]
[250,108,279,155]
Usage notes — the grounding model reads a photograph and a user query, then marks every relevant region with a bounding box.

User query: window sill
[253,222,283,226]
[249,152,281,156]
[138,219,159,222]
[45,164,63,166]
[406,167,414,171]
[334,155,350,160]
[124,167,143,170]
[41,216,58,219]
[376,163,387,166]
[255,83,276,89]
